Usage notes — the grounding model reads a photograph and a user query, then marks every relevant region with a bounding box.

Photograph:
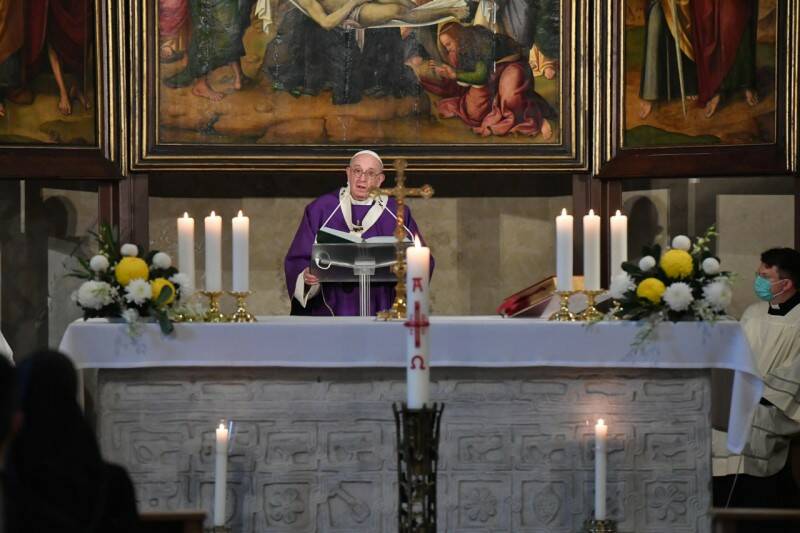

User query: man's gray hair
[349,150,383,170]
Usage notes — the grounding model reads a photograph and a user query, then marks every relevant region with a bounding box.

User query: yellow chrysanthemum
[150,278,176,306]
[660,249,693,279]
[637,277,666,304]
[115,257,149,286]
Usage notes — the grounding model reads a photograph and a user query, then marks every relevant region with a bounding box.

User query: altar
[60,317,762,533]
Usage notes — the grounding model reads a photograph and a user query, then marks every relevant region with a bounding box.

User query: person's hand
[434,64,456,79]
[303,267,320,286]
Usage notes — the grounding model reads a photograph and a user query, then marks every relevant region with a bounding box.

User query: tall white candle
[214,420,229,527]
[204,211,222,292]
[556,208,574,291]
[583,210,601,290]
[406,236,430,409]
[594,418,608,520]
[610,210,628,278]
[177,212,195,292]
[232,210,250,292]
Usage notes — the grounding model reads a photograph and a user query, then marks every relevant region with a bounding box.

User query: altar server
[713,248,800,520]
[284,150,433,316]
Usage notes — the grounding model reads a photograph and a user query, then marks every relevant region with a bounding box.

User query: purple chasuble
[284,190,434,316]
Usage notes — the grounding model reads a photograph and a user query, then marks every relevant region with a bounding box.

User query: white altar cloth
[60,316,762,454]
[0,330,11,362]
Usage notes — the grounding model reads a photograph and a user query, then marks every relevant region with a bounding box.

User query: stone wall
[95,367,712,533]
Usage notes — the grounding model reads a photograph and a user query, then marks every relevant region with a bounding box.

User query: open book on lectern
[310,228,412,282]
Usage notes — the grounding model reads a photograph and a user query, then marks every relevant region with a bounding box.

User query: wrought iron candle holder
[577,290,605,321]
[228,291,256,322]
[549,291,576,321]
[393,402,444,533]
[200,291,228,323]
[582,518,617,532]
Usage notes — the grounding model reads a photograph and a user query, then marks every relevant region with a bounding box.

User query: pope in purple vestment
[284,151,433,316]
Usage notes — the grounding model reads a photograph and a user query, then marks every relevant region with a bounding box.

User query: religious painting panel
[596,0,798,177]
[0,0,121,177]
[131,0,587,171]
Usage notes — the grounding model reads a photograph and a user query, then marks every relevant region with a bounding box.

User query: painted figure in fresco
[26,0,92,116]
[638,0,698,119]
[263,9,421,104]
[165,0,254,101]
[0,0,24,118]
[158,0,189,63]
[418,22,555,137]
[292,0,468,28]
[690,0,759,118]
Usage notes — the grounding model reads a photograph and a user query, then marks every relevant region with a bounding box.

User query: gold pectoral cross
[369,158,434,320]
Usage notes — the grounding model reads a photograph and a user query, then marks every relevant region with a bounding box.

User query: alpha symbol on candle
[412,277,423,292]
[404,301,429,348]
[410,355,426,370]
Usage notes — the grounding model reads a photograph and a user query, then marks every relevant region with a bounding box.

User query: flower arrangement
[70,225,191,334]
[608,226,733,339]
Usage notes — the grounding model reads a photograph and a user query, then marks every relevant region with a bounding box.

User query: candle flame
[615,209,621,216]
[210,211,216,217]
[588,209,595,216]
[183,212,189,218]
[561,208,567,216]
[218,422,225,430]
[414,235,421,248]
[237,209,243,217]
[596,418,606,427]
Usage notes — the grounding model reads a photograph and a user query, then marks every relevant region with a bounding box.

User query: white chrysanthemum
[89,254,110,272]
[152,252,172,269]
[169,272,191,290]
[121,308,140,324]
[77,281,116,310]
[671,235,692,251]
[124,278,152,305]
[702,257,720,275]
[703,279,732,311]
[608,272,636,300]
[120,243,139,257]
[663,282,694,311]
[638,255,656,271]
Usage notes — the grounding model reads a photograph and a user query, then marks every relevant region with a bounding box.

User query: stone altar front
[93,367,709,532]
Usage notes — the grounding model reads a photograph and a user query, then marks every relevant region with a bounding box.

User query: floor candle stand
[394,402,444,533]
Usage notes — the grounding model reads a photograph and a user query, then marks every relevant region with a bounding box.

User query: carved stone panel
[93,367,712,532]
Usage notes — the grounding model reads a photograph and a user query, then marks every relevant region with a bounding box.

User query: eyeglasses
[350,167,382,179]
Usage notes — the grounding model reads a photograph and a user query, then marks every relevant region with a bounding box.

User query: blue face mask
[754,275,783,301]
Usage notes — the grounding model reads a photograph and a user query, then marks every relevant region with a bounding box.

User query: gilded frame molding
[128,0,588,173]
[594,0,799,178]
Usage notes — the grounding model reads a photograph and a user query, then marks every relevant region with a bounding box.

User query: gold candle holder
[200,291,228,323]
[582,518,617,532]
[549,291,576,321]
[577,290,605,321]
[228,291,257,323]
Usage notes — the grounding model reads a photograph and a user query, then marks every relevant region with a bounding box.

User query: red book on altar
[497,276,584,318]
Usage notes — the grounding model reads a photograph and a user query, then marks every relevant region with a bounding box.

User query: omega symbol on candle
[410,355,426,370]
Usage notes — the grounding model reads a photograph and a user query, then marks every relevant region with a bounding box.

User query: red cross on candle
[404,301,429,348]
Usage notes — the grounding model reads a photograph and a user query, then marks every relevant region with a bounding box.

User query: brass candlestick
[228,291,256,322]
[200,291,227,323]
[369,159,434,321]
[582,518,617,532]
[577,290,605,321]
[549,291,576,321]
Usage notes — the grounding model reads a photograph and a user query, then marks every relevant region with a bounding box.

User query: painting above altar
[156,0,562,146]
[623,0,777,148]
